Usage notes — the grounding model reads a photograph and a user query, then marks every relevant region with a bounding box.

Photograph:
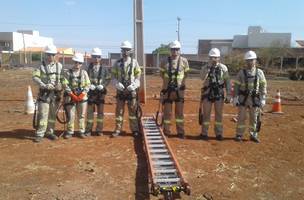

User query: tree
[152,44,170,55]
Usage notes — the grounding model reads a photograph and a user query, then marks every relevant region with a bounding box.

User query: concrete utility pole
[177,17,181,41]
[134,0,146,103]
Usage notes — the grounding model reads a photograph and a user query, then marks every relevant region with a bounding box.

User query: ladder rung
[155,178,180,183]
[148,140,164,143]
[146,132,160,135]
[153,161,174,165]
[150,149,168,153]
[155,169,177,173]
[152,154,171,159]
[149,144,166,148]
[147,136,162,139]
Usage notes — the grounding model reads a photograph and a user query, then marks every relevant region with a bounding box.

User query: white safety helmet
[120,41,132,49]
[244,50,257,60]
[208,48,221,57]
[169,40,181,49]
[91,47,102,56]
[44,44,57,54]
[72,53,84,63]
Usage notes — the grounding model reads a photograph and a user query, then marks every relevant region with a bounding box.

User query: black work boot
[78,132,86,139]
[177,133,185,139]
[235,135,242,142]
[111,130,120,137]
[96,131,103,136]
[133,131,139,137]
[200,134,208,141]
[63,133,72,139]
[216,135,223,141]
[46,133,58,141]
[33,136,43,143]
[84,131,92,137]
[250,132,260,143]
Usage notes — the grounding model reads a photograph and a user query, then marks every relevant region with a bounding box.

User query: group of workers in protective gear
[32,39,267,143]
[32,41,141,142]
[160,40,267,143]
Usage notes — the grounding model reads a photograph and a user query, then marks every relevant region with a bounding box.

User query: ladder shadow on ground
[0,129,35,140]
[133,135,150,200]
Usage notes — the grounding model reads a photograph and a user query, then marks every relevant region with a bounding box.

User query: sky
[0,0,303,55]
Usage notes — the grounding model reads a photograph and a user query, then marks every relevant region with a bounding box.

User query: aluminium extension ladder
[141,115,190,199]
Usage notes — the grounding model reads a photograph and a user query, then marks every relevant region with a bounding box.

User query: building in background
[198,26,293,61]
[0,30,53,52]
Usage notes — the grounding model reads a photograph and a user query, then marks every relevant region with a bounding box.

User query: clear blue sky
[1,0,303,55]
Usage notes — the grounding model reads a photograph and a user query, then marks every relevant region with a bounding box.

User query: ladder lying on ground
[141,115,191,199]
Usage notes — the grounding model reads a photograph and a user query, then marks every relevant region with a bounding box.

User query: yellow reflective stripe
[115,116,123,122]
[32,70,40,77]
[240,83,255,87]
[40,121,48,126]
[62,78,69,85]
[48,119,56,123]
[234,80,241,85]
[223,73,229,79]
[184,67,190,72]
[237,125,246,129]
[175,118,184,123]
[259,80,266,85]
[215,121,222,126]
[111,68,119,76]
[163,120,171,124]
[97,118,103,122]
[203,122,210,126]
[160,68,166,72]
[87,119,93,123]
[176,74,184,80]
[129,115,137,119]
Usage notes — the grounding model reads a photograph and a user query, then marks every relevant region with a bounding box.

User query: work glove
[69,92,79,102]
[96,84,104,91]
[127,84,136,92]
[260,95,266,107]
[115,82,125,91]
[55,83,62,91]
[89,84,96,91]
[78,92,86,101]
[225,95,232,104]
[46,83,55,90]
[233,96,240,107]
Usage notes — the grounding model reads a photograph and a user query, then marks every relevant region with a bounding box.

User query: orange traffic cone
[271,90,283,114]
[25,85,35,114]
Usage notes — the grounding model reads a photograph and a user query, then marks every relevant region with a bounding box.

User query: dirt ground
[0,68,303,200]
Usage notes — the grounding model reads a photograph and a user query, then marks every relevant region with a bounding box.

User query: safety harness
[162,56,185,104]
[87,63,107,105]
[117,58,135,102]
[238,68,260,107]
[201,65,225,102]
[38,63,61,103]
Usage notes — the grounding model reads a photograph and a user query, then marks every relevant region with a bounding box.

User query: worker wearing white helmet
[85,48,111,136]
[62,52,91,139]
[32,44,64,142]
[160,40,190,139]
[233,50,267,143]
[199,48,231,141]
[111,40,142,137]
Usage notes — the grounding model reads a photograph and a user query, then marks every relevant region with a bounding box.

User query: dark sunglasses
[46,53,56,57]
[92,55,101,59]
[74,61,82,65]
[170,48,180,51]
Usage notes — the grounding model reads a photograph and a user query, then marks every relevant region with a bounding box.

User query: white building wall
[248,33,291,48]
[0,31,53,51]
[232,35,248,48]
